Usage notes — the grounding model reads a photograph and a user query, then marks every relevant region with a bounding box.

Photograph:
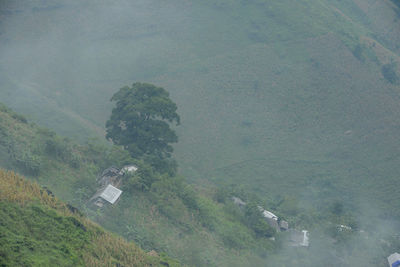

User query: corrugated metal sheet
[99,184,122,204]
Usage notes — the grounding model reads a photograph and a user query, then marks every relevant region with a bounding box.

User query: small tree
[106,83,180,173]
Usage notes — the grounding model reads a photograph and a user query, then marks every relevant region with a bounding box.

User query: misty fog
[2,0,400,266]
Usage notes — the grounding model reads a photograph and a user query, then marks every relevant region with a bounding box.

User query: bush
[220,223,251,249]
[150,176,188,221]
[130,162,161,191]
[105,145,134,168]
[352,44,365,62]
[223,202,246,223]
[331,201,344,215]
[47,137,82,168]
[382,62,398,84]
[178,184,198,210]
[278,196,299,216]
[15,150,41,176]
[197,198,218,230]
[11,113,28,124]
[214,187,230,203]
[245,203,276,238]
[0,104,27,123]
[156,195,187,221]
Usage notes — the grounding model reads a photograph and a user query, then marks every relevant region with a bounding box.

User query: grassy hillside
[0,169,179,267]
[0,104,280,266]
[1,0,400,211]
[2,0,400,265]
[1,100,400,266]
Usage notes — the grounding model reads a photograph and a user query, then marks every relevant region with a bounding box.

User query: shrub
[178,184,198,210]
[220,223,251,249]
[382,62,398,84]
[197,198,218,230]
[214,187,230,203]
[14,149,41,176]
[352,44,365,62]
[245,203,276,238]
[278,196,299,216]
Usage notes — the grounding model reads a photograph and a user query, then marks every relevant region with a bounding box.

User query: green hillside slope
[1,97,399,266]
[0,104,280,266]
[2,0,400,265]
[0,169,179,267]
[1,0,400,214]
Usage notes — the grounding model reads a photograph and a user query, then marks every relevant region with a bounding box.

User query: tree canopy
[106,83,180,172]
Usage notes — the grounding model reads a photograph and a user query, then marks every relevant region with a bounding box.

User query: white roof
[388,253,400,266]
[120,165,138,175]
[99,184,122,204]
[258,206,278,220]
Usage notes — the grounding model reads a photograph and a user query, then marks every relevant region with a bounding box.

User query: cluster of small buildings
[232,196,309,247]
[89,165,137,207]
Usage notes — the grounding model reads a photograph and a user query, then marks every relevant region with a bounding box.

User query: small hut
[258,206,280,231]
[90,184,123,207]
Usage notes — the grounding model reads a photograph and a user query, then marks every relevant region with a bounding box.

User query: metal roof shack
[97,166,121,187]
[90,184,122,207]
[258,206,280,231]
[388,253,400,267]
[258,206,278,221]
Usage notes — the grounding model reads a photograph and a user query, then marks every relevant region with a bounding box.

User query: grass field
[2,0,400,225]
[2,1,400,265]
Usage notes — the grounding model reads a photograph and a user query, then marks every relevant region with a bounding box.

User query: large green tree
[106,83,180,172]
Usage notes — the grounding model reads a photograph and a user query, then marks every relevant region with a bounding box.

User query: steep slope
[0,0,373,138]
[1,1,400,210]
[0,104,281,266]
[0,169,179,267]
[2,107,400,266]
[2,0,400,265]
[1,96,400,266]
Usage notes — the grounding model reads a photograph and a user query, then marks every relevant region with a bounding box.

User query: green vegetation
[106,83,180,174]
[0,104,280,266]
[2,0,400,265]
[2,102,400,266]
[382,61,398,84]
[0,170,179,267]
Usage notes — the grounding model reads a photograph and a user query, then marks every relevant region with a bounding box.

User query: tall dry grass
[0,169,161,267]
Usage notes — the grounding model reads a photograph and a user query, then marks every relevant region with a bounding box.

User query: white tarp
[100,184,122,204]
[388,253,400,267]
[120,165,138,175]
[258,206,278,221]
